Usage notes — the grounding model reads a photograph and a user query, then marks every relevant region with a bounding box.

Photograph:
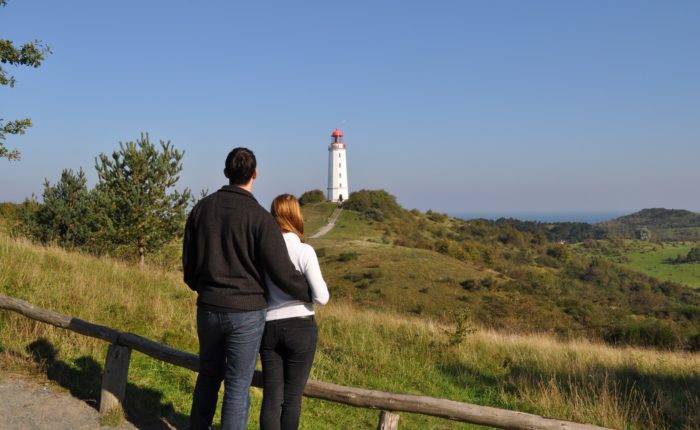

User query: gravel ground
[0,373,138,430]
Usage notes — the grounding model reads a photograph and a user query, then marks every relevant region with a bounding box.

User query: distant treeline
[601,208,700,242]
[492,218,608,243]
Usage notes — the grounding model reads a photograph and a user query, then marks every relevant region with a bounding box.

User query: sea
[447,212,626,224]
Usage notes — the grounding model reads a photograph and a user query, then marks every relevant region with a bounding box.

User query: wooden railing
[0,295,614,430]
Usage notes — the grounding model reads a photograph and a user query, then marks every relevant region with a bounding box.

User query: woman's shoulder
[294,242,319,261]
[299,241,317,255]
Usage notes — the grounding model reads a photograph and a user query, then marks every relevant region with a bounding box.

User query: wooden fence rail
[0,295,614,430]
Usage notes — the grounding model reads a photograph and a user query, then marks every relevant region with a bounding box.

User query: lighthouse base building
[327,128,349,203]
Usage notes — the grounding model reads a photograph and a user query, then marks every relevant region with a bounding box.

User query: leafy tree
[1,0,51,160]
[95,133,191,265]
[299,189,325,206]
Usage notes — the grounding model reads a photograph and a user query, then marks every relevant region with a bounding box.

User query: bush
[336,252,359,262]
[299,189,325,206]
[344,189,405,221]
[460,279,478,291]
[426,210,448,223]
[685,247,700,263]
[546,244,570,262]
[603,317,681,349]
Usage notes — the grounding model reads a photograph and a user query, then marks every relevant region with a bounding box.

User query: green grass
[300,202,338,238]
[2,232,700,428]
[316,207,385,242]
[623,242,700,289]
[579,240,700,289]
[309,237,486,318]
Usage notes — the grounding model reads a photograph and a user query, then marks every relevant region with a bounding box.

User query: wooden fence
[0,295,614,430]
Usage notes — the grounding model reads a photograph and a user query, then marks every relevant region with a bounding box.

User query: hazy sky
[2,1,699,213]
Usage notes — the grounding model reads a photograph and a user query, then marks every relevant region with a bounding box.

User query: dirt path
[310,207,343,239]
[0,373,138,430]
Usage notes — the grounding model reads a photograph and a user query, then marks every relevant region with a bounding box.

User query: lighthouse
[327,128,349,203]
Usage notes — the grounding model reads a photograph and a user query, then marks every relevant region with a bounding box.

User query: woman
[260,194,330,430]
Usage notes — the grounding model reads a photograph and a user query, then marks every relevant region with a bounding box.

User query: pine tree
[95,133,191,265]
[25,168,107,249]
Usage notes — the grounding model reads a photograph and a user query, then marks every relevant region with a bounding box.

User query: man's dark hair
[224,147,257,185]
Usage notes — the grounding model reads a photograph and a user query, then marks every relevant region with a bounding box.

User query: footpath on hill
[310,206,343,239]
[0,373,140,430]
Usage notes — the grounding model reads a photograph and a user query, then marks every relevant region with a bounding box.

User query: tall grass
[1,233,699,429]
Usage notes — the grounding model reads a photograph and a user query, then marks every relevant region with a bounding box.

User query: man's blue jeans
[190,308,267,430]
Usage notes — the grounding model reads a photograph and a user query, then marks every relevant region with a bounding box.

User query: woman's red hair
[270,194,304,241]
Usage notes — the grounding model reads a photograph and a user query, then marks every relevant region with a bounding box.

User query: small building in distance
[327,128,349,203]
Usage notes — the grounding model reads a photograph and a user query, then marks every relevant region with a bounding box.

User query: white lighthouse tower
[327,128,349,203]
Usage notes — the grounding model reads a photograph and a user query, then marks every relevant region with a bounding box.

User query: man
[183,148,311,430]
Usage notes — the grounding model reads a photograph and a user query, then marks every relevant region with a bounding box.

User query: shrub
[344,189,405,221]
[445,310,477,346]
[546,244,570,262]
[480,277,495,289]
[336,252,359,262]
[685,247,700,263]
[460,279,478,291]
[409,303,424,315]
[426,210,448,223]
[299,189,325,206]
[603,317,681,349]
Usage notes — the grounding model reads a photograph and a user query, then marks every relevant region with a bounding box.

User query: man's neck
[234,182,253,193]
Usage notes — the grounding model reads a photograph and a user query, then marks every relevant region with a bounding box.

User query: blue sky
[2,0,699,213]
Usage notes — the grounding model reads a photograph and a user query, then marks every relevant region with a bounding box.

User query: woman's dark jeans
[190,308,266,430]
[259,316,318,430]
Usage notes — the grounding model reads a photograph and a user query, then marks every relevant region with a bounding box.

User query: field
[578,240,700,289]
[2,216,700,428]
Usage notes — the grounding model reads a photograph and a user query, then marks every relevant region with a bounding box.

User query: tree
[299,189,325,206]
[1,1,51,160]
[95,133,191,265]
[25,168,108,250]
[635,226,652,241]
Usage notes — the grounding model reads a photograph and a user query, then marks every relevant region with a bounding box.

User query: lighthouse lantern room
[327,128,349,203]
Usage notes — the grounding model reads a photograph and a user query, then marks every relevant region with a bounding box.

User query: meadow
[1,218,700,428]
[578,240,700,289]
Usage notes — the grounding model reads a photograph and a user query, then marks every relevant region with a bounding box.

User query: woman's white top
[265,232,329,321]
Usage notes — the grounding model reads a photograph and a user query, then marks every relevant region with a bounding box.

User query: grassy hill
[302,198,700,350]
[5,196,700,349]
[1,232,700,429]
[601,208,700,241]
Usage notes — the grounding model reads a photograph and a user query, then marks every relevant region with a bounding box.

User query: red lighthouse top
[331,128,344,146]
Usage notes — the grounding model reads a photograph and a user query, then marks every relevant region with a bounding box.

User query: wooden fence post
[100,343,131,414]
[377,410,400,430]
